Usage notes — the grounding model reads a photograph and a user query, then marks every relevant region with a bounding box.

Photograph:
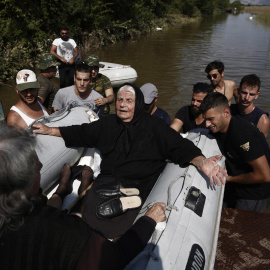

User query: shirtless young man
[7,69,49,130]
[205,60,238,105]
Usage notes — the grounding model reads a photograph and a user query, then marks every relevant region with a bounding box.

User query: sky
[230,0,270,4]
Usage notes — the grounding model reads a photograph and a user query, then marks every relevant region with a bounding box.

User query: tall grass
[244,6,270,28]
[243,6,270,14]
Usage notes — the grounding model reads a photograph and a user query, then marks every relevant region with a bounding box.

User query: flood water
[1,12,270,140]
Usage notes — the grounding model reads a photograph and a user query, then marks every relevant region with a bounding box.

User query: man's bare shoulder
[224,79,237,88]
[7,110,27,130]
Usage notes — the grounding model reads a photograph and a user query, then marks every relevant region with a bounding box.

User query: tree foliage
[0,0,230,82]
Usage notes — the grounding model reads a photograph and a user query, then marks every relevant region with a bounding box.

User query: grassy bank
[83,14,201,50]
[243,6,270,28]
[243,6,270,14]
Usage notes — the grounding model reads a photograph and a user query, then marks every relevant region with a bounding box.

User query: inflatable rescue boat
[27,105,99,192]
[99,61,138,88]
[125,129,226,270]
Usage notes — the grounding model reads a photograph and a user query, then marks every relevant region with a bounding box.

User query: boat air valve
[184,186,206,217]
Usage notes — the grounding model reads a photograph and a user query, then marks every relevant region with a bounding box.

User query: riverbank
[83,14,201,50]
[0,14,201,84]
[243,6,270,14]
[243,6,270,28]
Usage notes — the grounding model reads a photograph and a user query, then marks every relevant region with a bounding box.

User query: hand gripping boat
[26,105,99,192]
[125,129,226,270]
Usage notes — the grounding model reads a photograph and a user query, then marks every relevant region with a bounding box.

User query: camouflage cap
[84,54,100,67]
[38,53,60,70]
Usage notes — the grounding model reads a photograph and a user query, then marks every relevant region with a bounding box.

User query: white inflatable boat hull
[99,61,137,88]
[30,106,98,192]
[126,129,225,270]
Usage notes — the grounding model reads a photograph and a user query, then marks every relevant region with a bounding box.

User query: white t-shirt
[52,38,77,62]
[52,86,104,116]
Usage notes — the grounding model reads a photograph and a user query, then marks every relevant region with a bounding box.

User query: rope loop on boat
[166,167,190,211]
[138,166,195,263]
[26,103,73,133]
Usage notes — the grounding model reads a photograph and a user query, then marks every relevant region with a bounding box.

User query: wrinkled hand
[145,202,166,223]
[32,122,58,136]
[200,155,228,187]
[94,97,106,106]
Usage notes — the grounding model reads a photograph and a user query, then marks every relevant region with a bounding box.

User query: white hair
[117,85,136,97]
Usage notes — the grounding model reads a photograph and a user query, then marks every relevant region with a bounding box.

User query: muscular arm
[257,114,270,137]
[94,88,114,106]
[170,118,183,132]
[7,111,27,130]
[232,81,239,103]
[104,88,114,104]
[224,80,238,105]
[50,44,67,63]
[227,155,270,184]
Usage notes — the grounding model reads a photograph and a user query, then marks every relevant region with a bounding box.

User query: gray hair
[117,85,136,97]
[0,124,37,235]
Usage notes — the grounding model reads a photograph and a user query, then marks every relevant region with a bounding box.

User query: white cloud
[230,0,270,4]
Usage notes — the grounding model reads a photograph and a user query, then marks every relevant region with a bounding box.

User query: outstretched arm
[32,122,61,137]
[190,155,227,187]
[76,203,166,270]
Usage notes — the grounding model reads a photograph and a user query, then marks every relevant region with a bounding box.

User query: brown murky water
[1,12,270,140]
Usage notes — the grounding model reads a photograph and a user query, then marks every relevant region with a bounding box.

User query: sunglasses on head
[207,73,218,80]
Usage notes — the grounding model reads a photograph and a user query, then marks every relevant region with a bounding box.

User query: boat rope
[141,167,192,262]
[166,167,191,212]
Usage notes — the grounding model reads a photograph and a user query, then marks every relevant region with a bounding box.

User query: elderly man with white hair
[33,83,227,239]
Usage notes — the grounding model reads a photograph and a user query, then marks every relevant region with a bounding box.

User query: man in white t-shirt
[7,69,49,130]
[50,27,79,88]
[52,63,104,116]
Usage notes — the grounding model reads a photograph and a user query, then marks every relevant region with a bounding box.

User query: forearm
[104,94,114,104]
[227,172,269,184]
[48,127,61,136]
[76,216,156,270]
[113,216,156,269]
[33,123,61,137]
[50,50,62,61]
[190,155,206,170]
